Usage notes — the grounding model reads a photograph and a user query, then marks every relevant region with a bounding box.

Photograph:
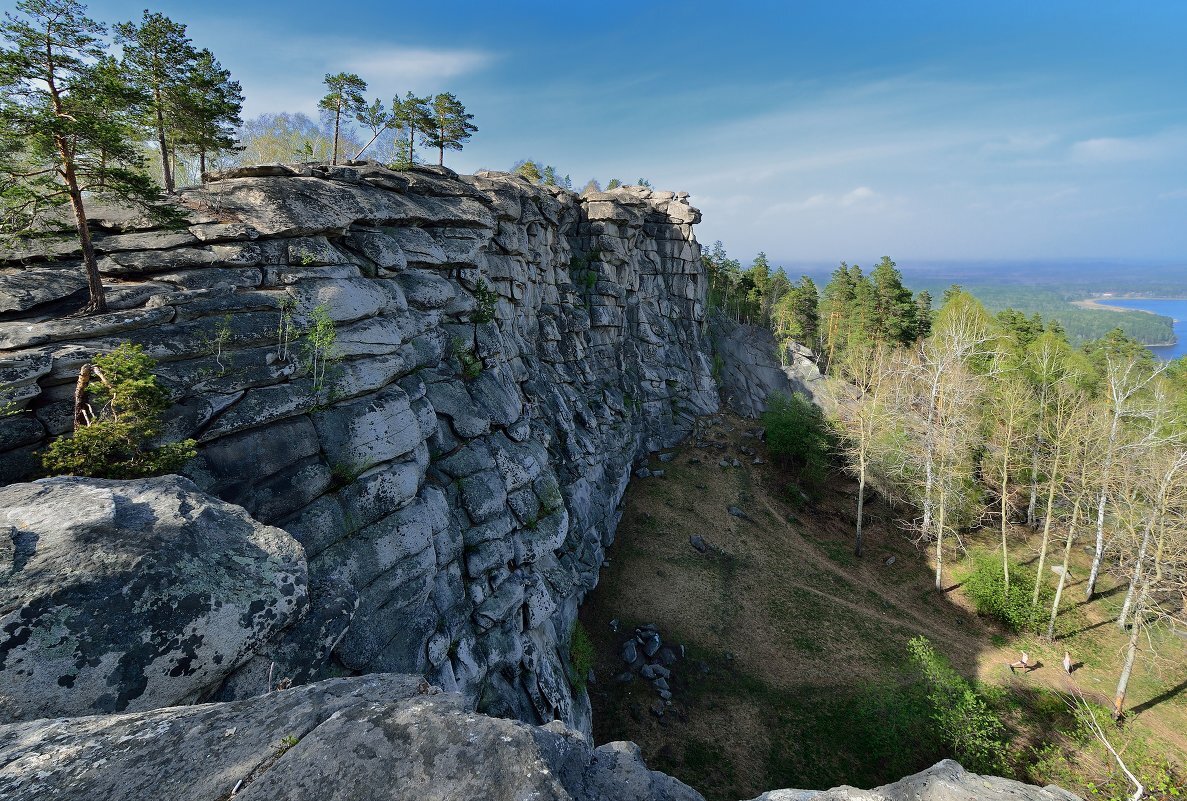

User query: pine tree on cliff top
[423,92,477,167]
[319,72,367,165]
[0,0,163,314]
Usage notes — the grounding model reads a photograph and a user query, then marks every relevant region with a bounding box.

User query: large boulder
[0,673,702,801]
[0,475,308,722]
[747,760,1082,801]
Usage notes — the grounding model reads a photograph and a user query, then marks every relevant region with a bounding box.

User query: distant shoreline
[1075,296,1180,347]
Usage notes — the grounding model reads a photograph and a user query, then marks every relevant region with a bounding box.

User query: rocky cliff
[0,163,717,730]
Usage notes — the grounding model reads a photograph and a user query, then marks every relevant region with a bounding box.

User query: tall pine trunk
[64,165,105,314]
[154,87,173,193]
[331,104,341,165]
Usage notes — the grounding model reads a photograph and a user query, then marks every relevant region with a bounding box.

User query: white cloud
[343,47,493,83]
[1068,130,1187,164]
[840,186,877,206]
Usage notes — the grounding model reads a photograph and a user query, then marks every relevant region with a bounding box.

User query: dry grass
[580,413,1187,800]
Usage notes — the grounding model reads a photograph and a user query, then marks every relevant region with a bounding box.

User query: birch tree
[1084,335,1165,601]
[903,291,996,590]
[830,341,896,557]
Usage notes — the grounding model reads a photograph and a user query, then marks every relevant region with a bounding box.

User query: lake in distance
[1098,298,1187,360]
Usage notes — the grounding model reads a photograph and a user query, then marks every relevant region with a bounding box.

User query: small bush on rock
[568,621,595,693]
[42,344,196,479]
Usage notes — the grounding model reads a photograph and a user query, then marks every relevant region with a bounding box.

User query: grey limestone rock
[711,313,822,417]
[0,673,717,801]
[0,163,718,731]
[0,475,307,722]
[746,759,1082,801]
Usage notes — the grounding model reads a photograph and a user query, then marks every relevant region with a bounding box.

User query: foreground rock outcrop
[0,163,717,728]
[0,476,307,722]
[748,760,1081,801]
[0,673,702,801]
[0,672,1077,801]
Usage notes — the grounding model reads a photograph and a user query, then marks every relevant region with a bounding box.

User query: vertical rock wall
[0,163,717,729]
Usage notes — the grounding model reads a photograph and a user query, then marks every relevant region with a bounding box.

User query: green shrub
[907,635,1007,774]
[472,279,498,324]
[762,391,831,486]
[963,551,1052,633]
[451,337,483,379]
[42,344,197,479]
[568,620,595,693]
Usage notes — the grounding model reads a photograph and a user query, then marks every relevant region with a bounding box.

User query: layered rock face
[0,163,717,728]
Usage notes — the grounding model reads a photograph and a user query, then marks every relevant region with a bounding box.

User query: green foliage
[423,92,476,166]
[319,72,367,164]
[303,303,340,395]
[761,391,831,486]
[235,112,352,165]
[907,636,1007,774]
[392,91,433,165]
[962,551,1054,633]
[42,344,196,479]
[568,621,595,693]
[472,278,498,324]
[451,337,482,380]
[0,0,171,312]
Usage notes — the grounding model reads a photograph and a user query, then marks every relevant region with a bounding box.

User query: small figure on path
[1063,651,1073,674]
[1008,651,1032,673]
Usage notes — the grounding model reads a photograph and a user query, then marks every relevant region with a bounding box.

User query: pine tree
[319,72,367,165]
[423,92,476,167]
[870,256,917,346]
[915,290,934,341]
[1,0,162,314]
[115,11,197,193]
[392,91,432,166]
[175,48,242,176]
[353,98,394,161]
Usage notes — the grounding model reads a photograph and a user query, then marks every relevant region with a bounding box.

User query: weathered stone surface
[0,476,307,722]
[747,760,1082,801]
[0,164,718,732]
[0,674,725,801]
[711,313,822,417]
[0,267,88,313]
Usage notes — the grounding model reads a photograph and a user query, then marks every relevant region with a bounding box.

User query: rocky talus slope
[0,163,717,729]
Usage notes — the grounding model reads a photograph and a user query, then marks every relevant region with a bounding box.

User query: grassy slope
[580,413,1187,801]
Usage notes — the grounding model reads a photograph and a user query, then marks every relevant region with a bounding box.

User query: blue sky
[82,0,1187,266]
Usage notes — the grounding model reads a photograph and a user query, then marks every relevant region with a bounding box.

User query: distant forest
[778,261,1186,347]
[912,285,1175,347]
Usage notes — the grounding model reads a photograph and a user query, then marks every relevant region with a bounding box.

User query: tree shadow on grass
[1131,678,1187,715]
